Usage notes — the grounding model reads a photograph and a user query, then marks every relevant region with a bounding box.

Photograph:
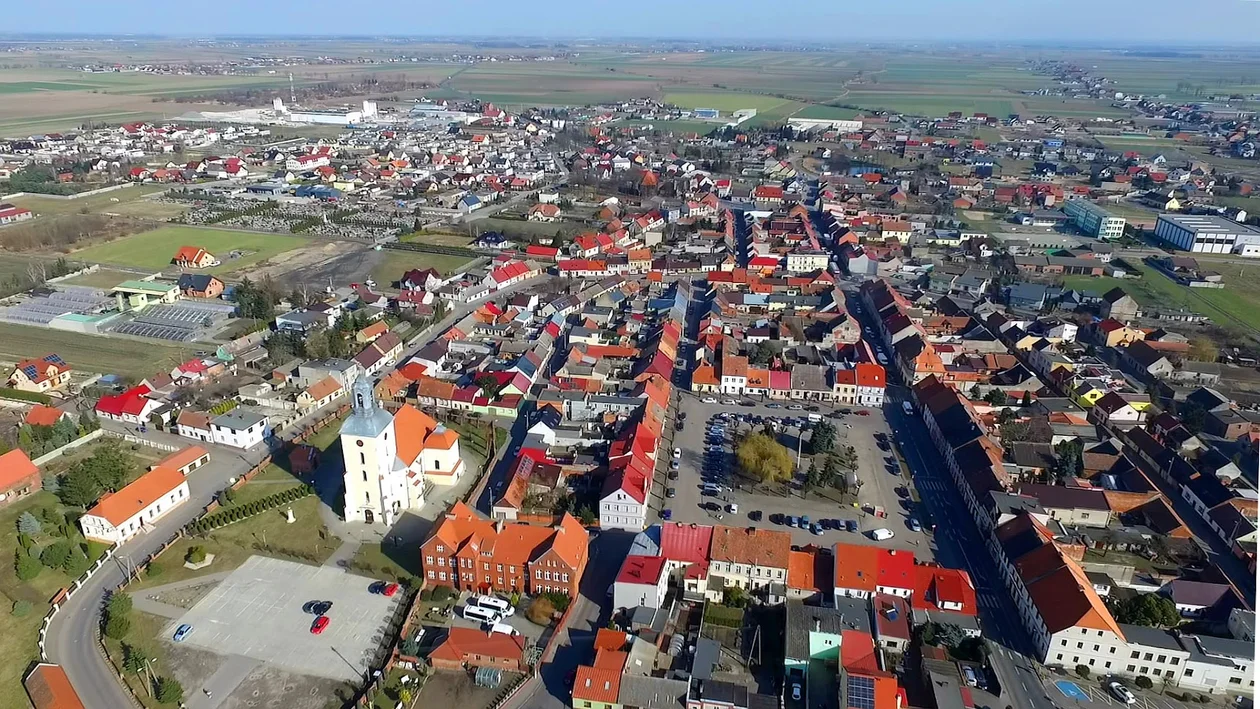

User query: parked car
[661,509,672,521]
[870,528,894,541]
[666,487,676,498]
[672,448,682,459]
[380,582,400,597]
[846,519,858,532]
[788,404,804,411]
[791,683,802,701]
[702,397,718,404]
[811,523,823,536]
[172,624,193,642]
[310,616,330,635]
[749,510,762,521]
[1108,682,1136,705]
[909,518,922,532]
[766,403,782,409]
[799,515,811,529]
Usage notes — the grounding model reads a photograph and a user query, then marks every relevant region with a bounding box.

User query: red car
[856,410,870,416]
[310,616,330,635]
[382,582,400,597]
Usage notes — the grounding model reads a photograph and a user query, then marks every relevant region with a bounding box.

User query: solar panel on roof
[42,354,65,365]
[847,675,876,709]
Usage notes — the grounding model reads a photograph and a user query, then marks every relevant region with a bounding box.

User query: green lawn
[1063,261,1260,333]
[130,495,334,590]
[0,491,112,709]
[0,81,106,93]
[0,322,191,378]
[59,267,138,289]
[371,250,476,289]
[71,226,310,275]
[8,185,170,217]
[793,105,861,120]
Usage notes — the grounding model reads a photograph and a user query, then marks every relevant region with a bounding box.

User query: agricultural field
[663,91,804,125]
[0,323,191,378]
[59,267,141,289]
[400,231,477,248]
[70,226,310,276]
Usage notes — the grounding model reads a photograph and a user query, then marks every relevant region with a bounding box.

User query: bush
[63,550,90,577]
[104,613,131,639]
[186,546,207,564]
[11,600,32,617]
[1134,676,1153,690]
[15,553,41,581]
[526,596,556,625]
[146,561,164,579]
[1075,664,1090,678]
[541,591,571,612]
[431,585,455,603]
[155,677,183,705]
[41,540,72,569]
[106,592,132,618]
[419,588,433,601]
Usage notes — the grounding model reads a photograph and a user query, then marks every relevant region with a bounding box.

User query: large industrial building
[1154,214,1260,255]
[1065,199,1126,240]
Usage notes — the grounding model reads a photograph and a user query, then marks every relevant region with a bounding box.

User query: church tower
[340,378,397,524]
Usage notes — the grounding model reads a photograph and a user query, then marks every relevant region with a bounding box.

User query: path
[184,655,262,709]
[323,539,361,569]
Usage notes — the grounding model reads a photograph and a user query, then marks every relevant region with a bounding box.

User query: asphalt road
[506,530,632,709]
[46,437,265,709]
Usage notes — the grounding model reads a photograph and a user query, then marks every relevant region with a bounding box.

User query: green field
[9,185,171,217]
[794,105,861,120]
[1063,261,1260,333]
[0,81,106,93]
[0,322,191,378]
[371,250,476,288]
[71,226,310,275]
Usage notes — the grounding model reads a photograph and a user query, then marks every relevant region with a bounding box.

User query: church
[341,378,465,525]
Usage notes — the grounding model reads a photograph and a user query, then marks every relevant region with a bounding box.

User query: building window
[426,556,433,565]
[1143,653,1152,661]
[1184,669,1193,677]
[437,545,444,553]
[1127,665,1136,673]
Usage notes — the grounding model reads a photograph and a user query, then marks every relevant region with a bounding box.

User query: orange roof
[427,502,587,570]
[721,353,749,379]
[392,404,439,466]
[155,446,209,472]
[1027,555,1123,639]
[746,368,770,389]
[87,465,185,526]
[832,542,879,593]
[425,427,460,450]
[304,375,343,402]
[0,449,39,490]
[788,550,817,592]
[25,404,65,427]
[572,666,621,704]
[24,663,86,709]
[358,321,388,340]
[593,648,627,670]
[709,525,790,567]
[593,628,629,652]
[693,362,719,386]
[429,627,526,665]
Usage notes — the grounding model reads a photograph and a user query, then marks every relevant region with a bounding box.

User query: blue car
[799,515,811,529]
[662,509,672,521]
[846,519,858,532]
[173,624,192,642]
[787,515,798,527]
[811,523,823,536]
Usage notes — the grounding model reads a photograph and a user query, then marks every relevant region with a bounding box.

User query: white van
[870,528,895,541]
[488,622,521,637]
[461,604,502,624]
[807,413,823,423]
[471,595,514,617]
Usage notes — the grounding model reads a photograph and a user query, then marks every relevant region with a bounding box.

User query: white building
[209,409,272,449]
[786,251,830,274]
[612,555,669,609]
[1154,214,1260,255]
[1065,200,1126,240]
[79,465,189,544]
[340,379,464,526]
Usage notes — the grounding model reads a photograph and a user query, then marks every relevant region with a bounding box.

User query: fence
[31,428,106,466]
[38,545,117,662]
[0,182,140,203]
[101,429,181,452]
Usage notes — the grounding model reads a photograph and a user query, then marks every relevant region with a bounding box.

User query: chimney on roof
[495,519,504,534]
[814,618,821,632]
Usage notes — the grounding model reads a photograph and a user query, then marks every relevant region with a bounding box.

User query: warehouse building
[1154,214,1260,255]
[1065,200,1126,240]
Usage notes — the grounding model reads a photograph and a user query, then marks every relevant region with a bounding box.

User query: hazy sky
[6,0,1260,43]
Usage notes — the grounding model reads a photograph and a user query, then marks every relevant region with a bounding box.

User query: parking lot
[653,394,934,551]
[444,593,545,644]
[1046,676,1222,709]
[168,556,403,681]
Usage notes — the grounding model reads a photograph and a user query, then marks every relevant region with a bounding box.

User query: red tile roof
[24,405,66,427]
[616,555,666,585]
[660,522,713,565]
[87,465,185,526]
[0,449,39,491]
[572,666,621,704]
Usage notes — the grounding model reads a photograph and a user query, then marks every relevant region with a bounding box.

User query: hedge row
[385,242,479,258]
[186,484,314,534]
[0,389,52,404]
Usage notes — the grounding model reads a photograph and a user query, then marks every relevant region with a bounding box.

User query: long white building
[1154,214,1260,255]
[1065,200,1126,240]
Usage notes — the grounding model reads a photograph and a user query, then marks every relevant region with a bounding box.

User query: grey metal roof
[211,408,267,430]
[1117,624,1185,653]
[618,675,687,708]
